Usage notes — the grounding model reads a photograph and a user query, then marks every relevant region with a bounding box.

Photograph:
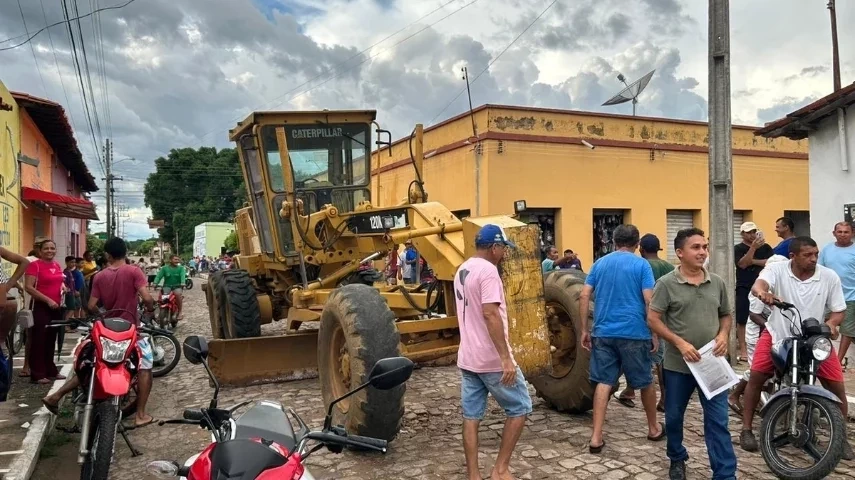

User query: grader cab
[203,109,593,440]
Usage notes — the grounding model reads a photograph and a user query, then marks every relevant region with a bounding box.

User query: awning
[22,187,99,220]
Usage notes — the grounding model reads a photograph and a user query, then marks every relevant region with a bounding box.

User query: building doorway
[593,210,626,261]
[784,210,810,237]
[666,210,695,263]
[517,208,557,260]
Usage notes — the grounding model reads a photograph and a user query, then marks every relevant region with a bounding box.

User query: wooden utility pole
[829,0,841,91]
[708,0,737,363]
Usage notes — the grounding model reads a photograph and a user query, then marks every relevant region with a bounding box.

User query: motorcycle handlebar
[305,431,387,453]
[774,300,795,310]
[158,419,201,426]
[183,409,204,421]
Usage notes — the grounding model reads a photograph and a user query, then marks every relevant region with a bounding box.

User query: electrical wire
[71,0,104,150]
[16,0,49,96]
[0,0,138,51]
[62,0,103,173]
[429,0,559,125]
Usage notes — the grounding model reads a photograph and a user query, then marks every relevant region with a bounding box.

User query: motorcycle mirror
[182,336,208,365]
[367,357,414,390]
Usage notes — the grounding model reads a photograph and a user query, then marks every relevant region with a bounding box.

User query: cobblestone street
[30,282,855,479]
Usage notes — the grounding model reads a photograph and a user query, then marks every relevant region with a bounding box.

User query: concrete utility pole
[105,138,112,238]
[708,0,737,364]
[829,0,841,92]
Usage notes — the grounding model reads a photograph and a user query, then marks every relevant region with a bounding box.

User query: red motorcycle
[147,335,413,480]
[51,312,144,480]
[157,289,179,330]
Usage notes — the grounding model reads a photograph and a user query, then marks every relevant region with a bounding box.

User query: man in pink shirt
[454,224,531,480]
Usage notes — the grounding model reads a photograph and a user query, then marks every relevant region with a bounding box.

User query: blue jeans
[663,369,737,480]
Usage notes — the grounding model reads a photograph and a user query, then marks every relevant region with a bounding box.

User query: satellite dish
[601,69,655,116]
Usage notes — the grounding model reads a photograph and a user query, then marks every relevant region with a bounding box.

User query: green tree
[143,147,246,253]
[86,234,104,257]
[224,230,239,252]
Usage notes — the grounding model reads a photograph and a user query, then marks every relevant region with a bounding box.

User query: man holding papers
[647,228,737,480]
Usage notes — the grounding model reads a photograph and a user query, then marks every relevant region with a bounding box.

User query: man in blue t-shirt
[579,224,664,454]
[819,221,855,362]
[772,216,796,257]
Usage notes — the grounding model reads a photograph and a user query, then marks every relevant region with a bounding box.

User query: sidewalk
[1,332,77,480]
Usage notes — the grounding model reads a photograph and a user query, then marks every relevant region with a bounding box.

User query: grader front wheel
[216,270,262,339]
[529,270,594,413]
[318,284,404,441]
[206,272,225,339]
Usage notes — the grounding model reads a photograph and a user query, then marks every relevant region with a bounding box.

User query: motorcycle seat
[234,401,297,452]
[209,439,286,479]
[102,318,132,333]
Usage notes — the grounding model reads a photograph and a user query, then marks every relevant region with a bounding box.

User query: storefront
[13,92,98,255]
[372,104,809,267]
[0,82,21,271]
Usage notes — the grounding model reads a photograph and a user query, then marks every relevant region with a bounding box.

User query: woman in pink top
[24,240,66,384]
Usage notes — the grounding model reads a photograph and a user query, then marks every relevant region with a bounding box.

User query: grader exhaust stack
[203,109,593,441]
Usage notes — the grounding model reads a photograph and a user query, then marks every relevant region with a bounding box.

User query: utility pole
[829,0,841,91]
[708,0,736,364]
[104,139,112,238]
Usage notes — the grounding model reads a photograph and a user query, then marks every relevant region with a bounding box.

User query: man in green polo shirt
[153,254,187,320]
[647,228,736,480]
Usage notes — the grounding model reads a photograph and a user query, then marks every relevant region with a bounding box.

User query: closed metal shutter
[733,211,745,245]
[666,210,694,262]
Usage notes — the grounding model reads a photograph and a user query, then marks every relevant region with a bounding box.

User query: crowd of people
[455,219,855,480]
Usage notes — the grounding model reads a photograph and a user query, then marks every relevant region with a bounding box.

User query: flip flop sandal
[589,440,605,454]
[127,417,157,429]
[42,399,59,415]
[19,371,30,377]
[53,374,67,380]
[728,400,744,416]
[647,422,666,441]
[613,393,635,408]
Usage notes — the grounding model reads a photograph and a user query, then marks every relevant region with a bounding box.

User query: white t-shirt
[397,251,413,278]
[747,293,771,340]
[758,260,847,343]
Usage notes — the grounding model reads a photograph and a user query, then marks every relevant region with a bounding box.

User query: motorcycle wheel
[150,333,181,378]
[185,278,193,290]
[79,401,119,480]
[157,308,169,330]
[759,394,846,480]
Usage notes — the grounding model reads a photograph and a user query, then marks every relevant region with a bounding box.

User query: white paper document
[685,340,741,400]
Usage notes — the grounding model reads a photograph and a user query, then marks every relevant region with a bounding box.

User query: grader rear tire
[206,272,225,339]
[530,270,594,413]
[217,270,261,339]
[318,284,404,441]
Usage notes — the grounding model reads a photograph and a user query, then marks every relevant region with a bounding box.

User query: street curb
[4,363,73,480]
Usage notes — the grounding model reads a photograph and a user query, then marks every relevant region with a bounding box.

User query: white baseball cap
[739,222,759,233]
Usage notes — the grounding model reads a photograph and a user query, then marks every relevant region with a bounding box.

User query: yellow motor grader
[203,109,592,440]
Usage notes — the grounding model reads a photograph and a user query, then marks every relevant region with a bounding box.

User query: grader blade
[207,332,319,386]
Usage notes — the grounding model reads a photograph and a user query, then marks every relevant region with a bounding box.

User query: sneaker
[669,460,686,480]
[844,440,854,461]
[741,430,759,452]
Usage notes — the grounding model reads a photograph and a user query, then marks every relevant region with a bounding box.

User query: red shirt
[91,264,147,324]
[26,259,64,304]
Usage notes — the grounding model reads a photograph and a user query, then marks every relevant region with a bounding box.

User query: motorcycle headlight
[811,337,832,361]
[99,337,132,364]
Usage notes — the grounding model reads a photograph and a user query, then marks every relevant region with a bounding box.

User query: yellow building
[0,82,21,270]
[371,104,808,268]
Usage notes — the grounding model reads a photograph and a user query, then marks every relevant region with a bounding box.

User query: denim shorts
[460,367,532,420]
[137,338,153,370]
[651,337,665,365]
[590,337,654,389]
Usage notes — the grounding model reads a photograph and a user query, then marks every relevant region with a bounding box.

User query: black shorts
[735,286,750,325]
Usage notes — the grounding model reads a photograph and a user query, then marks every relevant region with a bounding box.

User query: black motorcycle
[759,301,846,480]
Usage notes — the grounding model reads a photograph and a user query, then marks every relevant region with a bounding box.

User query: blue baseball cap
[475,224,516,248]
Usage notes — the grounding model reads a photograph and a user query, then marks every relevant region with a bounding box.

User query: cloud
[783,65,830,83]
[756,96,819,125]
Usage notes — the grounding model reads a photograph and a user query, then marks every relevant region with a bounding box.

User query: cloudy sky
[1,0,853,239]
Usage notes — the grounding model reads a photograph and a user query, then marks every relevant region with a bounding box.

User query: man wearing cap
[580,224,664,454]
[454,224,531,480]
[734,222,774,363]
[614,233,673,411]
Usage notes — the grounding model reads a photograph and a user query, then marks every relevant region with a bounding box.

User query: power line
[16,0,49,96]
[62,0,103,171]
[0,0,138,51]
[71,0,105,150]
[429,0,559,125]
[91,0,112,138]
